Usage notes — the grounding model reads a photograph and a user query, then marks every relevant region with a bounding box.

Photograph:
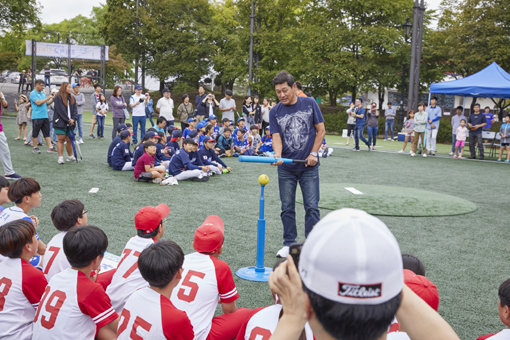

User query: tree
[0,0,40,32]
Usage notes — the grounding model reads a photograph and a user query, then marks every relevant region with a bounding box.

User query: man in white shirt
[219,90,236,122]
[129,85,148,145]
[156,88,174,128]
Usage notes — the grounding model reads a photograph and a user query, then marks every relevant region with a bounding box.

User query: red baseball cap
[403,269,439,311]
[134,204,170,233]
[193,215,224,254]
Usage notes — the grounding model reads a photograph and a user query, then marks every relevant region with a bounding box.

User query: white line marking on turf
[345,187,363,195]
[89,188,99,193]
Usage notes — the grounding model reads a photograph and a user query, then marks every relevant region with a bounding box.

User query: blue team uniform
[234,136,251,155]
[198,134,206,148]
[168,148,201,176]
[259,135,273,152]
[107,136,122,166]
[131,144,144,167]
[183,128,195,139]
[156,142,171,162]
[198,147,228,168]
[212,125,220,138]
[111,141,133,170]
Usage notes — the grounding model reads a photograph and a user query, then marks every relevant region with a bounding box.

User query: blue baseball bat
[238,156,307,164]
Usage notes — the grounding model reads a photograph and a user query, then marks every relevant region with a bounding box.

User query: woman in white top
[261,97,271,132]
[95,94,108,138]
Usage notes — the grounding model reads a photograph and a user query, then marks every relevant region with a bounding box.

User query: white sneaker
[411,153,416,157]
[161,177,178,186]
[152,178,162,184]
[327,147,334,157]
[78,138,84,144]
[57,157,64,164]
[423,153,427,158]
[398,150,404,153]
[276,246,290,258]
[66,156,76,162]
[449,152,453,156]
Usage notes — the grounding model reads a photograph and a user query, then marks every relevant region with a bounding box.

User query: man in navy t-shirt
[269,71,325,258]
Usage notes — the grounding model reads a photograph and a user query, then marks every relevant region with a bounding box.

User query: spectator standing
[43,65,51,87]
[243,96,254,126]
[450,106,466,156]
[345,102,356,146]
[130,85,148,145]
[145,92,155,127]
[253,95,262,129]
[353,98,370,151]
[25,69,32,93]
[53,82,77,164]
[29,79,57,154]
[18,70,26,93]
[14,95,30,141]
[467,103,486,160]
[453,119,468,159]
[411,102,428,157]
[95,94,108,139]
[110,85,127,140]
[195,85,207,121]
[425,96,442,156]
[177,94,193,131]
[45,88,58,144]
[270,71,325,258]
[219,90,236,122]
[89,84,102,138]
[497,114,510,163]
[385,102,396,140]
[399,110,415,153]
[261,97,271,132]
[71,83,85,144]
[483,106,495,131]
[201,93,219,120]
[156,88,174,128]
[0,92,21,180]
[367,102,379,150]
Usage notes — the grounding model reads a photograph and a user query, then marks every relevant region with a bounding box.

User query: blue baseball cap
[72,83,80,88]
[117,123,128,132]
[172,129,182,138]
[265,125,271,130]
[197,121,208,130]
[209,114,217,120]
[237,117,245,122]
[189,130,198,138]
[120,130,131,139]
[134,85,143,90]
[187,118,196,123]
[145,131,159,139]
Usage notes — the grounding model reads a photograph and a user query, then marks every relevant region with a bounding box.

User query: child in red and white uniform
[0,219,47,340]
[0,176,10,212]
[237,261,314,340]
[170,215,252,340]
[476,278,510,340]
[42,200,88,280]
[117,240,194,339]
[33,226,118,340]
[106,203,169,313]
[0,177,46,258]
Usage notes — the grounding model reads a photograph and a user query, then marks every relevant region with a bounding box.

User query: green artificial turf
[1,115,509,339]
[296,183,477,216]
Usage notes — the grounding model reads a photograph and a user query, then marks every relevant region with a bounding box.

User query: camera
[139,98,144,103]
[289,243,302,268]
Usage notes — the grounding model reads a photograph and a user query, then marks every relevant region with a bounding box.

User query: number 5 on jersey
[177,270,205,303]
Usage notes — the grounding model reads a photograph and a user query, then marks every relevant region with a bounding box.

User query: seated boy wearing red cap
[106,204,169,313]
[269,208,460,340]
[477,278,510,340]
[170,215,252,340]
[117,240,194,339]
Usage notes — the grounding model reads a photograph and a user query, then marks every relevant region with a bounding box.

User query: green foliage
[0,0,40,32]
[0,51,18,70]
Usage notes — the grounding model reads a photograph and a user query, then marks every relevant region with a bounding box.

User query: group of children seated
[0,177,509,339]
[107,114,334,185]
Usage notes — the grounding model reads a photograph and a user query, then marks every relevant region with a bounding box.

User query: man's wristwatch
[310,152,318,157]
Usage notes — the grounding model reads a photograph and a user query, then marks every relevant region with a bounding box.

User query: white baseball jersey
[117,287,194,340]
[387,318,410,340]
[33,268,118,340]
[486,330,510,339]
[0,257,47,340]
[106,236,154,312]
[42,231,70,281]
[170,252,239,340]
[0,206,33,226]
[237,304,314,340]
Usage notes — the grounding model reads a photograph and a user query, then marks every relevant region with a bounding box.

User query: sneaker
[505,160,510,163]
[89,134,95,139]
[432,152,436,156]
[327,147,334,157]
[398,150,404,153]
[458,156,463,159]
[78,138,84,144]
[47,146,57,153]
[453,155,457,158]
[411,153,416,157]
[497,159,502,162]
[66,156,76,162]
[5,173,21,180]
[449,152,454,156]
[276,246,290,258]
[479,157,484,161]
[57,157,64,164]
[191,175,209,182]
[423,154,427,158]
[152,178,162,184]
[222,168,230,174]
[32,147,41,154]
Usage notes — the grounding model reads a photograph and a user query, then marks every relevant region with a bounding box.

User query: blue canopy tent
[428,62,510,107]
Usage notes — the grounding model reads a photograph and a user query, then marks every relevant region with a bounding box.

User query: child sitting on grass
[111,130,134,171]
[183,118,196,139]
[168,138,210,181]
[248,125,261,155]
[233,128,251,156]
[256,126,273,156]
[453,119,468,159]
[476,278,510,340]
[217,128,234,157]
[0,176,9,212]
[134,141,166,184]
[154,116,167,134]
[318,138,334,158]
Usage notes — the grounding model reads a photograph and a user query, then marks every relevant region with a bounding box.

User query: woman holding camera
[201,93,219,119]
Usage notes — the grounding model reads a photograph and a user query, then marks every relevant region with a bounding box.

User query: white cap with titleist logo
[299,208,403,305]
